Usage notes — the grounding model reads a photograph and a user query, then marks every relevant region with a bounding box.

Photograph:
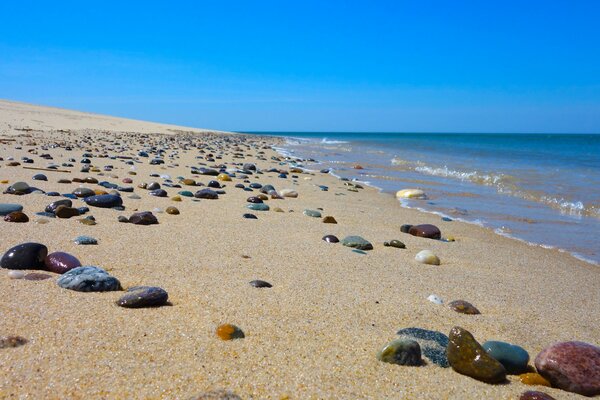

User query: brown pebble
[519,391,556,400]
[322,216,337,224]
[0,336,27,349]
[4,211,29,223]
[54,205,80,219]
[448,300,481,315]
[166,206,180,215]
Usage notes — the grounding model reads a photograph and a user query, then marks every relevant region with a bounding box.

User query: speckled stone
[377,339,423,366]
[322,235,340,243]
[249,280,272,288]
[482,340,529,374]
[57,266,122,292]
[448,300,481,315]
[396,327,449,368]
[0,336,27,349]
[216,324,245,340]
[44,252,82,274]
[117,286,169,308]
[447,326,506,383]
[534,341,600,396]
[341,236,373,250]
[247,203,269,211]
[519,373,551,387]
[0,242,48,270]
[73,235,98,245]
[129,211,158,225]
[4,211,29,222]
[384,240,406,248]
[519,391,556,400]
[303,209,322,218]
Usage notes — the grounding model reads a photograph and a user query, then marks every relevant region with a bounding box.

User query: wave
[321,137,349,144]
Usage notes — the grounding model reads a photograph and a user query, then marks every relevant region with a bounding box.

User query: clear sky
[1,1,599,133]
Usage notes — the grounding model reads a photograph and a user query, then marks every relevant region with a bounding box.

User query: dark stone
[383,240,406,248]
[448,300,481,315]
[54,205,80,219]
[207,180,221,188]
[84,194,123,208]
[74,236,98,245]
[377,339,423,366]
[72,187,96,198]
[4,211,29,222]
[0,336,28,349]
[117,286,169,308]
[322,235,339,243]
[189,389,242,400]
[32,174,47,181]
[397,327,449,367]
[129,211,159,225]
[243,213,258,219]
[147,182,161,190]
[246,196,263,204]
[408,224,441,239]
[535,341,600,396]
[56,266,122,292]
[519,391,556,400]
[44,252,82,274]
[341,236,373,250]
[249,280,272,288]
[149,189,168,197]
[0,243,48,270]
[400,224,413,233]
[194,189,219,199]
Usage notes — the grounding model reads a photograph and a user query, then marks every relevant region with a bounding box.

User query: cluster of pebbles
[1,129,599,399]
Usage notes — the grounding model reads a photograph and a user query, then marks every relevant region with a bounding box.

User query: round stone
[32,174,48,181]
[217,173,232,181]
[415,250,440,265]
[11,182,30,193]
[45,199,72,213]
[4,211,29,222]
[84,194,123,208]
[166,206,180,215]
[303,209,322,218]
[117,286,169,308]
[377,339,423,366]
[44,252,82,274]
[482,340,529,374]
[54,205,80,219]
[246,196,263,204]
[216,324,245,340]
[249,280,272,288]
[409,224,441,239]
[178,190,194,197]
[194,189,219,199]
[322,235,340,243]
[280,189,298,198]
[427,294,443,305]
[56,266,122,292]
[149,189,168,197]
[384,240,406,249]
[0,243,48,270]
[396,189,427,199]
[448,300,481,315]
[72,187,96,198]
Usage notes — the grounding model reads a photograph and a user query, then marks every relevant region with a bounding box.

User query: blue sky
[1,1,599,132]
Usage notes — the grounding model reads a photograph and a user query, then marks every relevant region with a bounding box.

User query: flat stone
[54,205,80,219]
[483,341,529,374]
[322,235,339,243]
[519,373,551,387]
[243,213,258,219]
[303,209,322,218]
[194,189,219,199]
[129,211,159,225]
[519,391,556,400]
[384,240,406,248]
[280,189,298,198]
[32,174,47,181]
[72,187,96,198]
[447,326,506,383]
[377,339,423,366]
[73,235,98,245]
[409,224,441,239]
[45,199,73,214]
[0,336,27,349]
[535,341,600,396]
[322,216,337,224]
[247,203,269,211]
[246,196,263,204]
[249,280,272,288]
[79,218,96,226]
[341,236,373,250]
[117,286,169,308]
[23,272,53,281]
[57,266,122,292]
[179,190,194,197]
[415,250,440,265]
[448,300,480,315]
[0,243,48,270]
[44,252,82,274]
[84,194,123,208]
[4,211,29,222]
[0,204,23,216]
[216,324,245,340]
[397,327,449,367]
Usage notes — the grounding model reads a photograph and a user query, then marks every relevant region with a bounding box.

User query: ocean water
[244,131,600,265]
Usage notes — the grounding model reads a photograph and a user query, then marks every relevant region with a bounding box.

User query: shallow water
[244,131,600,265]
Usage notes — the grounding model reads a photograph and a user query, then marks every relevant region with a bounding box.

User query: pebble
[448,300,480,315]
[128,194,142,200]
[519,373,551,387]
[181,178,196,186]
[32,174,47,181]
[166,206,180,215]
[534,341,600,396]
[24,273,53,281]
[322,235,340,243]
[74,235,98,245]
[4,211,29,222]
[216,324,245,340]
[179,190,194,197]
[149,189,168,197]
[171,195,182,202]
[246,196,263,203]
[0,242,48,270]
[341,236,373,250]
[447,326,506,383]
[118,215,129,223]
[322,216,337,224]
[57,266,122,292]
[189,389,242,400]
[396,328,449,368]
[0,203,24,216]
[117,286,169,308]
[408,224,441,239]
[217,173,232,181]
[0,336,28,349]
[247,203,269,211]
[383,240,405,248]
[280,189,298,198]
[72,187,96,198]
[303,209,322,218]
[79,218,97,226]
[84,194,123,208]
[129,211,159,225]
[427,294,443,305]
[243,213,257,219]
[11,182,30,193]
[249,280,272,288]
[44,252,82,274]
[54,205,80,218]
[273,207,284,212]
[482,340,529,374]
[400,224,413,233]
[194,189,219,199]
[377,339,423,366]
[519,391,556,400]
[415,250,440,265]
[8,270,25,279]
[396,189,427,199]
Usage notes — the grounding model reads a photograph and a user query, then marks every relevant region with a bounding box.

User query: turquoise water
[244,131,600,265]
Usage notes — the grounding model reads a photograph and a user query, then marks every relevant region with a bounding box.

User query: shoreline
[1,102,599,399]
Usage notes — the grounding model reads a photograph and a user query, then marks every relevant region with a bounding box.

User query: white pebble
[396,188,427,199]
[8,270,25,279]
[427,294,443,305]
[415,250,440,265]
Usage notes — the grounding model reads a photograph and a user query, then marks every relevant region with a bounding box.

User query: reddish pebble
[519,391,556,400]
[44,252,82,274]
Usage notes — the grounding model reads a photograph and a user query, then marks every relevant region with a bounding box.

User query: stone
[427,294,443,305]
[118,215,129,223]
[84,194,123,208]
[147,182,161,190]
[448,300,481,315]
[24,273,53,281]
[179,190,194,197]
[409,224,441,239]
[0,336,27,349]
[54,205,80,219]
[216,324,245,340]
[166,206,180,215]
[249,280,272,288]
[0,204,23,216]
[8,270,25,279]
[0,243,48,270]
[273,207,284,212]
[341,236,373,250]
[247,203,269,211]
[207,180,221,188]
[482,340,529,374]
[74,235,98,245]
[4,211,29,222]
[259,184,273,193]
[57,266,122,292]
[322,216,337,224]
[32,174,47,181]
[396,328,450,368]
[534,341,600,396]
[519,373,551,387]
[384,240,405,248]
[303,209,322,218]
[79,218,97,226]
[129,211,159,225]
[45,199,73,213]
[447,326,506,384]
[181,178,196,186]
[415,250,440,265]
[243,213,258,219]
[396,189,427,199]
[322,235,339,243]
[149,189,168,197]
[189,389,242,400]
[11,182,30,193]
[117,286,169,308]
[400,224,413,233]
[44,252,82,274]
[194,189,219,199]
[171,195,182,202]
[246,196,263,203]
[519,391,556,400]
[72,187,96,198]
[217,173,232,181]
[377,339,423,366]
[280,189,298,198]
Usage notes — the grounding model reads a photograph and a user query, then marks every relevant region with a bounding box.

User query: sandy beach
[0,100,599,399]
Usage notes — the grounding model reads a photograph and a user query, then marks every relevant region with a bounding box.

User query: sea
[242,132,600,265]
